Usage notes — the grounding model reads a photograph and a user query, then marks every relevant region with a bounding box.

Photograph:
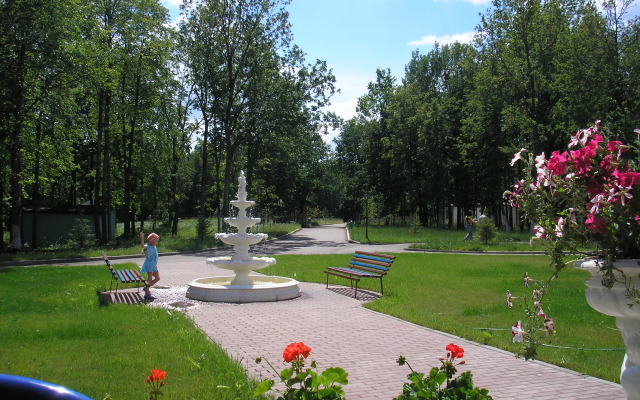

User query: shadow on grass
[97,290,145,306]
[327,287,381,302]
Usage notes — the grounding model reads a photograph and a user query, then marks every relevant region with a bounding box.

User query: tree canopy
[335,0,640,228]
[1,0,639,249]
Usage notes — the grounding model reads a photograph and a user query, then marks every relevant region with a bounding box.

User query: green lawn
[0,265,269,400]
[263,252,625,383]
[349,225,548,252]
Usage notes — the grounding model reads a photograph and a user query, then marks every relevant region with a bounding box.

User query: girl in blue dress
[140,232,161,300]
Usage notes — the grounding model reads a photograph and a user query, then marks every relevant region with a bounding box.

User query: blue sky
[161,0,493,143]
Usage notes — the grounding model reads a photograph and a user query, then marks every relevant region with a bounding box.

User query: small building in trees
[21,205,115,247]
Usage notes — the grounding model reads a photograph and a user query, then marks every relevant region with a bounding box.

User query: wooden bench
[324,251,396,297]
[102,252,146,293]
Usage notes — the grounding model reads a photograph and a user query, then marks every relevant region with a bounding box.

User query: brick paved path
[149,280,624,400]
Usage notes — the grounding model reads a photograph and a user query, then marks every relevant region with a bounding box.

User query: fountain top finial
[237,171,247,201]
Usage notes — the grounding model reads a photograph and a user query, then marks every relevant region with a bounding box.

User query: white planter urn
[575,259,640,400]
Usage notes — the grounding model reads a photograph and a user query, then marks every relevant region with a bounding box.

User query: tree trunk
[123,68,142,239]
[171,133,179,235]
[10,132,23,250]
[94,90,104,242]
[31,113,43,248]
[9,44,27,251]
[222,142,233,233]
[198,114,209,238]
[101,91,112,243]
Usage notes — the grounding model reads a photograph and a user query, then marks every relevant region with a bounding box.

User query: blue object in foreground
[0,374,93,399]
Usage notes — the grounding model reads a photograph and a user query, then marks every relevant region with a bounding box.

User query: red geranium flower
[147,369,166,383]
[146,369,166,400]
[283,342,312,363]
[445,343,464,359]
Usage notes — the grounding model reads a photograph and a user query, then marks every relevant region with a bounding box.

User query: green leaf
[280,367,294,380]
[320,367,349,385]
[253,379,274,396]
[434,371,447,386]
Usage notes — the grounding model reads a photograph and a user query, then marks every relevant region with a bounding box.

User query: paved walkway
[37,224,627,399]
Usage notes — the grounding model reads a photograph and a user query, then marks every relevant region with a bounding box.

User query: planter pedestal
[576,259,640,400]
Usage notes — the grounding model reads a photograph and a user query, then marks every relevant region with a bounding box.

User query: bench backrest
[102,252,122,280]
[348,251,396,275]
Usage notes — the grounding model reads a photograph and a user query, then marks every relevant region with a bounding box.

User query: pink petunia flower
[506,290,513,308]
[510,148,527,166]
[513,179,526,194]
[535,152,547,170]
[533,225,549,240]
[512,321,525,343]
[607,140,628,159]
[614,170,640,188]
[589,194,606,214]
[569,129,588,148]
[591,133,604,145]
[586,176,606,198]
[585,214,607,233]
[544,318,555,335]
[608,184,633,206]
[554,217,565,238]
[571,146,595,175]
[547,150,569,176]
[534,301,546,318]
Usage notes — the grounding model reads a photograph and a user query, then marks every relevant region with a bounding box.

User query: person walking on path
[463,210,477,241]
[140,232,161,300]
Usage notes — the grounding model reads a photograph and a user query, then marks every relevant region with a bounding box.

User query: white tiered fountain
[185,171,300,303]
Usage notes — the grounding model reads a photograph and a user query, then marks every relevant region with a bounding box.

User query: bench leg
[380,278,383,296]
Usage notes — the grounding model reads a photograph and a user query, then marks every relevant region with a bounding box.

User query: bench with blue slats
[324,251,396,298]
[102,252,146,293]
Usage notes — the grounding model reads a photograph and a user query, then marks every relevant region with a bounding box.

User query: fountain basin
[206,256,275,273]
[224,217,261,232]
[185,276,301,303]
[230,200,255,209]
[215,232,267,247]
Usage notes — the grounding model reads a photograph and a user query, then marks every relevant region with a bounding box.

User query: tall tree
[77,0,175,241]
[0,0,79,249]
[161,44,198,235]
[476,0,580,154]
[115,0,173,239]
[182,0,337,233]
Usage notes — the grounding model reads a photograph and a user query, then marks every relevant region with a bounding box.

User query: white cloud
[328,98,359,121]
[462,0,493,5]
[408,31,476,46]
[161,0,182,7]
[433,0,492,4]
[318,69,377,146]
[324,98,359,146]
